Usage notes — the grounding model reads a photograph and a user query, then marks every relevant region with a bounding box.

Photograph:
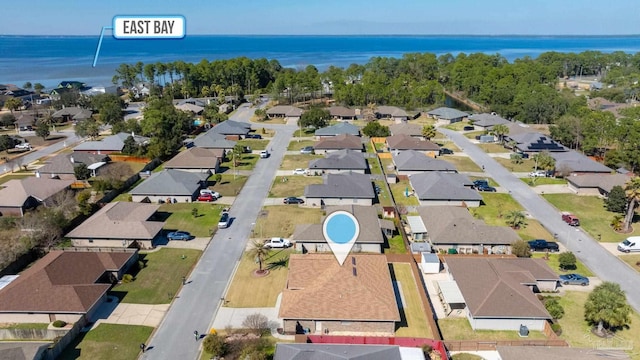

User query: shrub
[52,320,67,328]
[242,313,269,335]
[122,274,134,283]
[203,333,226,356]
[544,298,565,319]
[558,251,576,270]
[511,239,531,257]
[550,322,563,335]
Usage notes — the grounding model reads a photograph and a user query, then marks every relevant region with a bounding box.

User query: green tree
[490,124,509,145]
[35,119,50,140]
[504,210,526,229]
[141,97,192,159]
[75,117,100,140]
[362,121,390,137]
[511,239,531,257]
[4,98,22,113]
[74,163,91,180]
[76,190,94,215]
[0,113,16,127]
[213,174,222,184]
[231,144,245,167]
[298,107,330,129]
[531,151,556,172]
[605,185,627,214]
[584,282,632,335]
[510,153,523,165]
[191,207,199,218]
[558,251,577,270]
[623,177,640,233]
[23,82,32,90]
[247,239,270,273]
[421,124,436,140]
[202,333,226,357]
[33,83,45,95]
[544,298,565,319]
[121,135,138,155]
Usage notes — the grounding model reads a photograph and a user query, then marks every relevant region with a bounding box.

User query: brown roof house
[0,250,137,324]
[392,150,457,175]
[304,172,375,208]
[291,205,385,253]
[409,172,482,207]
[566,173,628,196]
[411,206,520,254]
[375,106,408,122]
[386,134,440,157]
[389,123,423,138]
[36,152,110,180]
[445,257,558,331]
[163,147,223,174]
[266,105,304,120]
[0,177,74,217]
[65,202,165,249]
[279,254,400,335]
[328,106,357,121]
[313,134,363,154]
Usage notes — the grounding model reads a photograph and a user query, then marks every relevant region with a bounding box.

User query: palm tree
[491,124,509,145]
[623,177,640,232]
[422,124,437,140]
[505,210,527,229]
[247,240,270,274]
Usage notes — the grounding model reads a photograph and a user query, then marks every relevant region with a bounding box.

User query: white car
[218,212,231,229]
[292,168,308,175]
[264,237,291,248]
[528,170,547,177]
[199,189,220,199]
[15,142,30,150]
[260,150,269,158]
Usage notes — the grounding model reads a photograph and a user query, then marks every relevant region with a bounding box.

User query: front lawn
[237,139,270,151]
[111,248,201,304]
[522,177,568,186]
[255,206,324,238]
[442,156,482,172]
[443,120,473,131]
[57,324,153,360]
[392,263,433,338]
[287,140,316,151]
[464,130,486,139]
[531,253,594,276]
[494,157,536,173]
[620,254,640,273]
[469,176,499,187]
[544,193,640,243]
[280,154,323,170]
[390,181,420,206]
[269,176,324,197]
[224,249,291,307]
[160,203,225,237]
[438,318,546,340]
[293,128,315,137]
[209,174,248,197]
[476,143,507,153]
[220,154,259,171]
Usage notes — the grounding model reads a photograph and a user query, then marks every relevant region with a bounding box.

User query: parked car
[472,179,489,189]
[260,150,269,158]
[561,212,580,226]
[243,146,252,153]
[264,237,291,248]
[283,197,304,204]
[14,142,30,150]
[199,189,220,199]
[617,236,640,253]
[528,170,548,177]
[293,168,308,175]
[476,184,497,192]
[528,239,559,252]
[167,231,192,241]
[197,193,217,202]
[559,273,589,286]
[300,146,314,154]
[440,148,454,155]
[463,125,475,131]
[218,212,230,229]
[246,134,262,139]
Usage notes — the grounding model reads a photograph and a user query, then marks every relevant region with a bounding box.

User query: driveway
[440,128,640,313]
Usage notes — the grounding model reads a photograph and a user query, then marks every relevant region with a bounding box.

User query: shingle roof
[266,105,304,117]
[175,103,204,113]
[551,150,612,174]
[65,202,164,240]
[74,132,149,152]
[509,132,566,153]
[566,173,627,192]
[427,107,469,120]
[386,134,440,151]
[409,172,481,202]
[177,97,206,107]
[291,205,384,244]
[417,206,520,245]
[210,120,251,136]
[314,122,360,137]
[163,147,223,169]
[37,153,109,176]
[392,150,456,172]
[469,113,511,127]
[314,134,362,150]
[376,106,407,118]
[389,123,423,137]
[52,107,84,117]
[446,257,556,319]
[328,106,356,118]
[0,250,135,313]
[275,344,403,360]
[305,172,374,199]
[193,129,237,149]
[0,177,73,207]
[308,149,367,171]
[279,254,400,322]
[130,169,208,196]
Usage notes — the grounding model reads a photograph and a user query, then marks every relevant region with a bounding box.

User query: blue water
[1,35,640,89]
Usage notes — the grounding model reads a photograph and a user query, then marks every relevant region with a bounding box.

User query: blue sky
[1,0,638,35]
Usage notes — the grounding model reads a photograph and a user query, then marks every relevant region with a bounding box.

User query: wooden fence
[444,339,568,352]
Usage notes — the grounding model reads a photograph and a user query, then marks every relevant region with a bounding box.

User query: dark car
[167,231,192,241]
[246,134,262,139]
[440,148,454,155]
[300,146,314,154]
[528,239,559,252]
[472,179,489,188]
[476,184,496,192]
[463,125,475,131]
[559,273,589,286]
[283,197,304,204]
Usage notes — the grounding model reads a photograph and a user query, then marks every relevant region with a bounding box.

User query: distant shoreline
[1,34,639,38]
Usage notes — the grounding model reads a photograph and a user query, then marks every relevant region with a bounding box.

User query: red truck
[561,212,580,226]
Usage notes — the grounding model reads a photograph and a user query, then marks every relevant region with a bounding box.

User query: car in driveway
[218,212,230,229]
[300,146,314,154]
[260,150,269,158]
[528,170,548,177]
[292,168,308,175]
[197,193,217,202]
[167,231,192,241]
[283,197,304,204]
[528,239,559,252]
[246,134,262,139]
[264,237,291,248]
[559,273,589,286]
[14,142,30,150]
[476,184,496,192]
[440,148,454,155]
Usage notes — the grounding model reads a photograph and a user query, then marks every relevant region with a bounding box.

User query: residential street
[143,105,296,360]
[440,128,640,313]
[1,130,80,175]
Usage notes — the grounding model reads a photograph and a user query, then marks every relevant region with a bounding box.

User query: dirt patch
[252,269,270,277]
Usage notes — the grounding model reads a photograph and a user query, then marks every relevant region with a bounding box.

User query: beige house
[313,134,363,154]
[279,254,400,335]
[386,134,440,157]
[0,177,74,217]
[66,202,165,249]
[566,173,628,196]
[163,147,223,174]
[304,172,375,208]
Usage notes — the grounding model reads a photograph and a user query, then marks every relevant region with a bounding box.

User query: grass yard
[210,174,248,197]
[255,206,324,238]
[0,323,48,330]
[557,291,640,357]
[494,157,536,173]
[392,263,433,338]
[280,154,323,170]
[160,203,225,237]
[375,180,394,207]
[237,139,270,151]
[287,140,316,151]
[368,157,383,175]
[380,157,395,173]
[451,354,484,360]
[252,116,287,124]
[0,172,34,185]
[220,154,259,171]
[544,194,640,243]
[293,128,315,137]
[390,181,420,206]
[522,177,568,186]
[620,254,640,273]
[269,176,324,197]
[112,248,201,304]
[224,249,291,307]
[434,141,460,153]
[464,130,486,139]
[443,120,473,131]
[386,234,407,254]
[438,318,546,340]
[531,253,594,276]
[57,324,153,360]
[476,143,508,153]
[252,128,276,137]
[442,156,482,172]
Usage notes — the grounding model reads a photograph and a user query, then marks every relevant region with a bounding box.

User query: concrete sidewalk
[91,297,169,329]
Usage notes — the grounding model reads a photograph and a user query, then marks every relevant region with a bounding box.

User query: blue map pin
[322,210,360,265]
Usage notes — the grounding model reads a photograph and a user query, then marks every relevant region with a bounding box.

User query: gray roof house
[209,119,251,137]
[274,344,424,360]
[566,173,628,196]
[376,106,408,121]
[313,134,363,153]
[506,132,565,153]
[73,132,150,154]
[304,172,375,208]
[130,169,209,203]
[416,206,520,254]
[177,97,206,107]
[192,129,237,150]
[0,177,74,217]
[386,134,440,155]
[389,123,423,137]
[445,257,557,331]
[551,150,612,176]
[291,205,385,253]
[328,106,357,120]
[36,152,109,180]
[409,172,482,207]
[427,107,469,123]
[163,147,223,174]
[314,122,360,138]
[266,105,304,119]
[308,149,367,174]
[392,150,457,175]
[66,202,165,249]
[175,103,204,114]
[468,113,511,129]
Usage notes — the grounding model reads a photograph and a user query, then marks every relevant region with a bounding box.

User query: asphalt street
[144,104,296,360]
[1,130,80,175]
[440,128,640,313]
